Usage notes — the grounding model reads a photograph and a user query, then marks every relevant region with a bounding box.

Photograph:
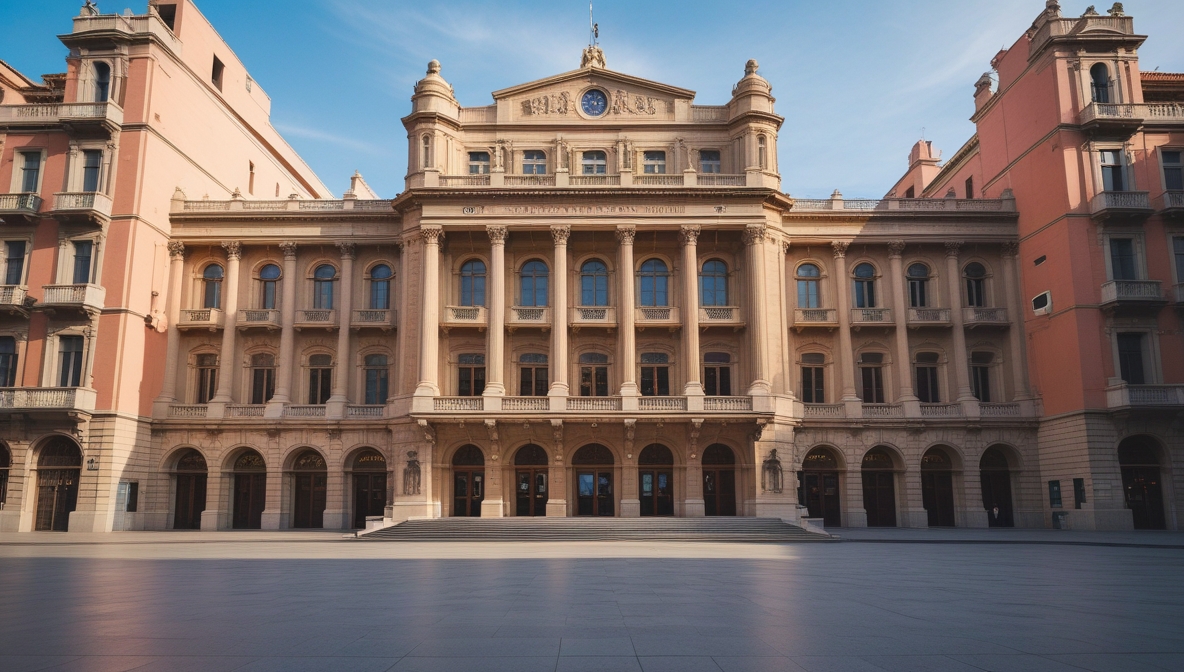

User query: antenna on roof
[589,1,599,46]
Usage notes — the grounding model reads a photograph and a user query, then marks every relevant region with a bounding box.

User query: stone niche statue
[762,448,784,494]
[403,450,421,495]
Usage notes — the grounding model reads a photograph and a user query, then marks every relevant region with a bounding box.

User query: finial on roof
[81,0,99,16]
[745,59,759,76]
[427,60,441,75]
[1083,5,1099,16]
[1108,3,1124,16]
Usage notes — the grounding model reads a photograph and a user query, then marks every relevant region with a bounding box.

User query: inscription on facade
[493,205,686,215]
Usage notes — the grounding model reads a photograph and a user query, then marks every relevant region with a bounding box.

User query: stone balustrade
[177,308,224,330]
[1090,191,1152,217]
[1079,102,1184,127]
[41,284,105,312]
[238,309,281,329]
[53,192,113,220]
[851,307,892,324]
[508,306,551,326]
[0,193,42,216]
[71,12,182,55]
[0,285,28,307]
[0,102,124,128]
[294,309,337,328]
[1106,383,1184,408]
[569,306,617,327]
[963,306,1009,325]
[907,307,951,325]
[0,387,96,411]
[1100,280,1163,305]
[443,305,488,327]
[635,305,680,327]
[793,308,837,326]
[792,197,1013,212]
[351,308,396,329]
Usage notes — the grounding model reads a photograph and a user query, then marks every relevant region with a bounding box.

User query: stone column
[209,241,241,410]
[902,468,928,528]
[833,242,860,412]
[744,225,771,395]
[155,241,186,411]
[680,225,704,399]
[549,226,570,405]
[415,227,444,399]
[778,239,793,396]
[546,419,568,516]
[945,242,976,407]
[887,241,919,413]
[617,226,638,400]
[620,419,640,517]
[327,242,354,417]
[268,242,298,413]
[484,226,507,404]
[1000,242,1031,400]
[481,419,504,517]
[684,420,705,517]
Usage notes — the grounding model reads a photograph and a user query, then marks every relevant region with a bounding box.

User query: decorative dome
[732,59,772,97]
[413,59,455,99]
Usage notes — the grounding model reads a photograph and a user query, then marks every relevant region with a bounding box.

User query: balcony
[442,305,487,330]
[920,403,963,418]
[503,175,556,187]
[1106,383,1184,409]
[1078,102,1145,136]
[52,192,113,225]
[0,387,96,413]
[284,405,327,418]
[635,306,680,330]
[0,193,43,223]
[907,307,950,326]
[1089,191,1152,221]
[567,396,622,411]
[501,397,550,411]
[569,306,617,329]
[346,404,386,419]
[698,306,745,330]
[633,174,684,187]
[168,404,208,419]
[851,307,892,326]
[41,284,105,314]
[507,306,551,329]
[0,102,124,134]
[803,403,844,418]
[862,403,904,418]
[351,308,396,330]
[793,308,838,328]
[569,175,620,187]
[238,309,281,330]
[177,308,224,331]
[1100,280,1165,313]
[70,12,182,56]
[226,405,266,418]
[703,396,753,411]
[980,402,1022,418]
[434,396,484,412]
[1158,191,1184,217]
[439,175,489,187]
[963,306,1009,327]
[639,396,687,411]
[0,286,29,314]
[294,309,337,330]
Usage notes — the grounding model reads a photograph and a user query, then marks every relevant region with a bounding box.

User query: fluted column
[415,227,444,397]
[327,242,354,412]
[156,241,186,408]
[945,242,976,404]
[617,226,638,398]
[1000,242,1031,399]
[887,241,918,408]
[681,225,704,397]
[833,242,858,402]
[549,226,570,400]
[744,225,770,395]
[484,226,507,399]
[210,241,240,404]
[269,242,298,408]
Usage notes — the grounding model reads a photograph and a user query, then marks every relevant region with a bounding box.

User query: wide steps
[361,517,833,542]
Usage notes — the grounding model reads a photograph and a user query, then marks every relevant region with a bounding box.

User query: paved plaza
[1,531,1183,672]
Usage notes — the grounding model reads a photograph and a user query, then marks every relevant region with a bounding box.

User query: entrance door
[292,472,327,528]
[1122,466,1166,530]
[233,473,266,529]
[174,473,207,530]
[35,469,79,531]
[921,470,956,527]
[862,472,897,527]
[980,447,1014,527]
[453,470,484,517]
[515,469,548,516]
[640,470,673,516]
[353,472,387,529]
[801,471,841,526]
[703,469,736,516]
[576,471,613,516]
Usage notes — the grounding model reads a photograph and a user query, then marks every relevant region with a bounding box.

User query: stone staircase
[359,517,834,543]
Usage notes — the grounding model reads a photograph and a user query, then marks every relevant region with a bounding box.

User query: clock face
[581,89,608,117]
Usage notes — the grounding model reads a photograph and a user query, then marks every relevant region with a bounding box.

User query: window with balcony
[93,62,110,103]
[640,352,670,396]
[700,260,728,306]
[1116,333,1147,385]
[581,151,607,175]
[1108,238,1138,281]
[800,352,825,403]
[20,152,41,193]
[907,263,930,308]
[72,241,93,285]
[580,259,609,306]
[796,263,821,308]
[202,264,223,309]
[457,353,486,396]
[4,241,26,286]
[1090,63,1110,103]
[859,352,885,403]
[468,151,491,175]
[59,335,84,387]
[970,351,994,402]
[313,264,336,309]
[642,151,666,174]
[639,259,669,306]
[369,264,392,310]
[915,352,940,403]
[703,352,732,396]
[364,354,388,404]
[579,352,609,397]
[964,263,987,307]
[0,336,17,387]
[460,259,486,307]
[1163,151,1183,191]
[250,353,275,404]
[1101,150,1126,192]
[195,353,217,404]
[81,150,103,193]
[523,150,546,174]
[853,263,877,308]
[700,149,721,174]
[307,354,332,404]
[519,353,548,396]
[259,263,280,309]
[520,260,548,307]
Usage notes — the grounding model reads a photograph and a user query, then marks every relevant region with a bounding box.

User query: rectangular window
[308,367,332,404]
[1163,150,1183,191]
[20,152,41,193]
[970,352,993,402]
[581,151,607,175]
[519,366,548,396]
[1116,332,1146,385]
[642,151,666,174]
[639,366,670,396]
[251,367,275,404]
[262,279,277,310]
[370,280,390,310]
[195,354,218,404]
[468,151,490,175]
[72,240,93,285]
[860,366,884,403]
[82,150,102,192]
[797,279,820,309]
[458,354,485,396]
[59,335,84,387]
[0,337,17,387]
[365,366,388,405]
[908,278,928,308]
[965,176,975,199]
[1100,150,1125,192]
[579,362,609,397]
[522,150,546,174]
[1073,478,1087,509]
[1109,238,1138,280]
[5,241,26,285]
[211,56,225,91]
[703,355,732,397]
[800,366,824,403]
[1048,480,1063,508]
[699,149,721,173]
[854,280,875,308]
[248,161,255,195]
[916,365,940,403]
[1175,236,1184,284]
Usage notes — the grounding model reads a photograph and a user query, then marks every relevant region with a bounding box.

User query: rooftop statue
[581,45,606,70]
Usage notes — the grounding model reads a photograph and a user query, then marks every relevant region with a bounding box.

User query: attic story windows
[468,152,490,175]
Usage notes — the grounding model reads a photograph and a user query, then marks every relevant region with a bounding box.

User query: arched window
[363,354,388,404]
[250,353,275,404]
[700,260,728,306]
[581,151,607,175]
[1090,63,1110,103]
[308,353,332,404]
[421,135,432,169]
[93,62,110,103]
[202,264,223,309]
[964,262,987,307]
[195,353,218,404]
[907,263,930,308]
[638,259,669,307]
[460,259,486,306]
[523,150,546,174]
[369,264,392,310]
[796,263,821,308]
[259,264,280,310]
[519,353,548,396]
[520,260,548,307]
[853,263,877,308]
[915,351,940,403]
[313,264,336,309]
[580,260,609,306]
[0,336,17,387]
[757,135,767,169]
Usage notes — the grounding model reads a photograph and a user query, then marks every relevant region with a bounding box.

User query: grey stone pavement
[1,529,1183,672]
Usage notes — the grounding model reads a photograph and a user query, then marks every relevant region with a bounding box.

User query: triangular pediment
[490,67,695,122]
[492,67,696,101]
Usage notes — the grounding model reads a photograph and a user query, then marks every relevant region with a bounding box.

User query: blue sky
[6,1,1184,198]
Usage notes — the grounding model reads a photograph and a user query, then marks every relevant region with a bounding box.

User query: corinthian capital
[278,241,298,259]
[1000,241,1019,258]
[742,225,766,246]
[831,241,849,258]
[220,241,242,260]
[888,240,905,258]
[421,227,445,245]
[679,225,701,246]
[486,226,508,245]
[945,241,963,257]
[615,226,636,245]
[166,241,186,258]
[550,225,571,246]
[336,242,356,259]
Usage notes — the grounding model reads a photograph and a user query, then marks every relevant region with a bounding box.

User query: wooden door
[352,473,387,529]
[980,469,1014,527]
[515,469,548,516]
[293,472,327,528]
[1122,466,1166,530]
[453,470,484,517]
[703,468,736,516]
[639,470,673,516]
[576,471,613,516]
[862,471,897,527]
[35,469,79,531]
[921,470,956,527]
[174,474,207,530]
[233,473,266,529]
[802,471,841,526]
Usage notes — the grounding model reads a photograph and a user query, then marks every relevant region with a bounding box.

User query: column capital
[166,241,186,258]
[336,242,356,259]
[888,240,906,258]
[550,225,571,245]
[279,241,298,259]
[486,225,508,245]
[1000,241,1019,258]
[944,241,963,257]
[781,238,791,255]
[221,241,242,260]
[742,224,766,245]
[831,241,849,258]
[679,224,701,245]
[615,226,636,245]
[421,227,445,245]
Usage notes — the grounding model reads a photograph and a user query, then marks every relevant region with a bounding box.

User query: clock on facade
[581,89,608,116]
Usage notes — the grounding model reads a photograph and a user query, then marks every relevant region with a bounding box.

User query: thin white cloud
[274,122,386,156]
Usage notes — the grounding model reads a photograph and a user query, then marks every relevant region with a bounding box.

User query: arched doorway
[173,449,207,530]
[513,444,548,517]
[638,444,674,517]
[573,444,614,516]
[921,447,956,527]
[862,447,897,527]
[702,444,736,516]
[0,443,10,510]
[232,450,266,529]
[291,450,327,529]
[452,445,484,517]
[35,437,81,531]
[351,449,387,529]
[799,447,841,526]
[1118,437,1166,530]
[980,447,1014,527]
